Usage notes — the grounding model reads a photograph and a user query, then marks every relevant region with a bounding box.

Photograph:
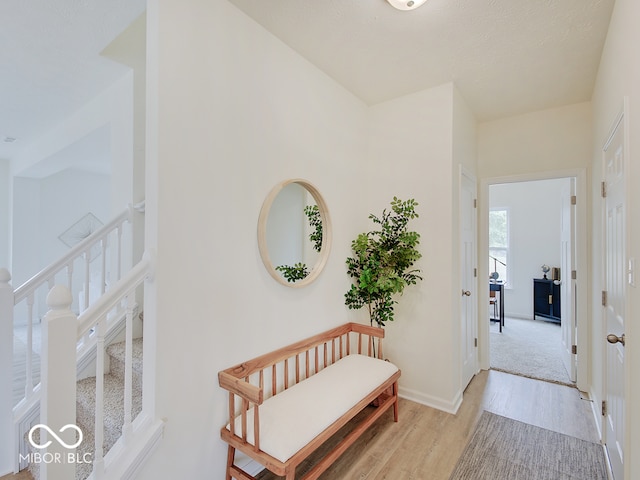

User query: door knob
[462,290,471,296]
[607,333,625,346]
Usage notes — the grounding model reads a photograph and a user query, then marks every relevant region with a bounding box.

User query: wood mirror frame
[257,179,332,287]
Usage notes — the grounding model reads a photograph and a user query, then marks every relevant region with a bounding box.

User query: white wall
[591,0,640,477]
[11,178,39,287]
[142,1,369,478]
[453,86,478,177]
[478,103,592,178]
[101,14,147,267]
[367,83,463,411]
[489,178,568,319]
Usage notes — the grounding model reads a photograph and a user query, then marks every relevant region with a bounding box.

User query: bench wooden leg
[226,445,235,480]
[393,381,399,422]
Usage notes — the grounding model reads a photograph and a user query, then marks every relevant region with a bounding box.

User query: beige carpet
[449,411,608,480]
[490,317,573,386]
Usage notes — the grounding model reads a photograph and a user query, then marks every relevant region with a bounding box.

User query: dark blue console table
[533,278,561,323]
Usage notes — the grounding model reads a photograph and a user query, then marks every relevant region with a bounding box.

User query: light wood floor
[2,370,601,480]
[0,470,31,480]
[256,369,601,480]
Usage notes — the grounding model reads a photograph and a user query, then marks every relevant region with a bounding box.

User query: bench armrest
[349,322,385,338]
[218,371,263,405]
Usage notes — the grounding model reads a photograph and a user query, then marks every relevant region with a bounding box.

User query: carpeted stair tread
[29,338,144,480]
[76,373,142,448]
[106,338,143,377]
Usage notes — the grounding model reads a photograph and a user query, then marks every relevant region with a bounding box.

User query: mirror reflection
[258,180,331,287]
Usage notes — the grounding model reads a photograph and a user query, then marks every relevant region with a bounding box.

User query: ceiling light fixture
[386,0,428,11]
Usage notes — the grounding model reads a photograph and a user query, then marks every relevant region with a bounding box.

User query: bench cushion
[228,354,399,463]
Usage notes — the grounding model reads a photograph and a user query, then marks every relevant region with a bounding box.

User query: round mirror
[258,179,331,287]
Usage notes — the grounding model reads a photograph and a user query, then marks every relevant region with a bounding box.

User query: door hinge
[571,195,577,205]
[474,338,478,348]
[602,400,607,417]
[474,268,477,278]
[572,344,577,355]
[473,198,477,208]
[571,270,577,280]
[601,181,607,198]
[602,290,608,306]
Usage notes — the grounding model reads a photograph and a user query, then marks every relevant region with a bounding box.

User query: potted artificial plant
[344,197,423,328]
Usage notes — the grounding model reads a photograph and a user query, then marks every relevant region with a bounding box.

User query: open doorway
[486,176,579,386]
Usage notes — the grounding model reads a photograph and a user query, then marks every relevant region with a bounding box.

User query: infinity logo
[28,424,83,450]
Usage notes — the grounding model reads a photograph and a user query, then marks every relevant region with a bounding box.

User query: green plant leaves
[304,204,323,253]
[344,197,423,327]
[275,263,310,283]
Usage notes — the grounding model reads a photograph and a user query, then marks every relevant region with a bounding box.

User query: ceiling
[228,0,614,119]
[0,0,146,163]
[0,0,614,163]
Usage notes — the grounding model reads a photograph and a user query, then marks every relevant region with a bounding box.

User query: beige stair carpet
[28,338,143,480]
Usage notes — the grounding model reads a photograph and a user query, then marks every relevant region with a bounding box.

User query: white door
[460,169,478,389]
[560,178,577,382]
[603,110,626,480]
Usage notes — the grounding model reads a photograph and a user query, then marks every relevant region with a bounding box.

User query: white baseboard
[589,386,603,441]
[235,455,265,477]
[399,386,462,414]
[503,313,532,320]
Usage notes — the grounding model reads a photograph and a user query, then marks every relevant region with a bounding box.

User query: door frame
[560,177,577,382]
[478,168,588,392]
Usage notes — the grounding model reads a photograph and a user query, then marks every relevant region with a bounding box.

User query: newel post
[40,285,77,480]
[0,268,14,475]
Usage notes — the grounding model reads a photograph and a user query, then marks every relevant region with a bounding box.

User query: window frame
[488,207,510,286]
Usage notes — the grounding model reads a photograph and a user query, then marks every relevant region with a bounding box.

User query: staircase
[28,338,144,480]
[2,204,164,480]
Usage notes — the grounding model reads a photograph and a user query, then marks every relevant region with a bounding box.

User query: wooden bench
[218,322,401,480]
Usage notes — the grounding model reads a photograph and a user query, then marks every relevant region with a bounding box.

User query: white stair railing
[9,205,134,411]
[39,251,155,480]
[77,253,152,479]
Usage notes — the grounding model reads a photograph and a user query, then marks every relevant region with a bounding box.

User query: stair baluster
[122,294,135,442]
[24,293,35,402]
[92,320,106,479]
